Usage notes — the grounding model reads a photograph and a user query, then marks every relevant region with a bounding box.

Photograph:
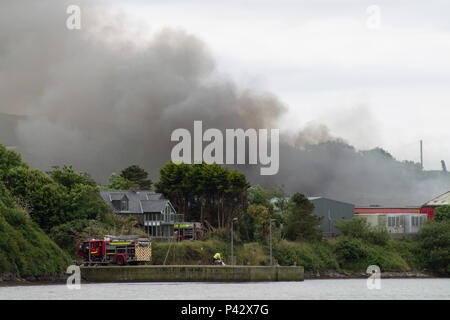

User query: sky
[104,0,450,170]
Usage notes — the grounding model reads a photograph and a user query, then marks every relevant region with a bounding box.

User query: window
[112,200,121,210]
[121,199,128,211]
[420,216,426,226]
[388,217,395,227]
[388,216,403,227]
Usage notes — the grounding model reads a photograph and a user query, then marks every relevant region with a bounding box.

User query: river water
[0,279,449,300]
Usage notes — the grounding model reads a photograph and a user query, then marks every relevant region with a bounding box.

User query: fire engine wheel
[117,256,125,266]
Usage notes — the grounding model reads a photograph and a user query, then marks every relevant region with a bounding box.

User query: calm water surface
[0,279,448,300]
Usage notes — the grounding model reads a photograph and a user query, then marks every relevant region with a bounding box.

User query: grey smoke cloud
[1,0,286,178]
[1,0,448,206]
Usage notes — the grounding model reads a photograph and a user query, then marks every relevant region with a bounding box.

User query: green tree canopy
[156,162,249,228]
[284,192,322,242]
[418,220,450,275]
[120,165,152,190]
[47,165,96,190]
[247,185,274,209]
[435,205,450,222]
[3,155,109,231]
[247,204,270,241]
[106,173,133,190]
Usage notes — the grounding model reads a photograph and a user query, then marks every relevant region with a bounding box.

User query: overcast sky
[97,0,450,170]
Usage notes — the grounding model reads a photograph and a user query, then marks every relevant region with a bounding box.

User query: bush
[435,205,450,222]
[389,238,421,270]
[333,238,411,271]
[273,240,340,271]
[335,218,390,246]
[417,220,450,275]
[284,193,322,242]
[0,201,71,277]
[366,226,390,246]
[335,239,368,263]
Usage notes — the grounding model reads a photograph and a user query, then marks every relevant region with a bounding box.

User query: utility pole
[88,220,91,264]
[231,218,238,266]
[420,140,424,170]
[269,219,276,266]
[328,209,333,236]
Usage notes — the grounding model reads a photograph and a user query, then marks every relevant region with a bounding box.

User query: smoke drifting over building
[1,0,448,206]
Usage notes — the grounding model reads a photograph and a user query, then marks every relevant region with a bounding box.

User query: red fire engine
[76,235,151,266]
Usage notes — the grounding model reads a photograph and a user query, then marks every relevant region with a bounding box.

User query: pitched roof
[109,193,128,201]
[100,190,172,214]
[140,199,170,213]
[424,191,450,206]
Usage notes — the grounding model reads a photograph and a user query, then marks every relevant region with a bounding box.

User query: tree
[67,184,109,221]
[120,165,152,190]
[156,161,249,229]
[247,204,270,241]
[106,173,133,190]
[284,192,322,242]
[47,165,96,190]
[418,220,450,275]
[435,205,450,222]
[5,163,109,231]
[5,166,69,230]
[155,162,192,217]
[0,144,22,180]
[247,185,274,209]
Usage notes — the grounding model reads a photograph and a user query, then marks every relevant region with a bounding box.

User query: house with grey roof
[100,190,183,239]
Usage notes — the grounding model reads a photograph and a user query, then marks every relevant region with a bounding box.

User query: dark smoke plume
[1,0,448,206]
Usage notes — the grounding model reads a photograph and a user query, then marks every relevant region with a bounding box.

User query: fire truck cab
[77,235,151,266]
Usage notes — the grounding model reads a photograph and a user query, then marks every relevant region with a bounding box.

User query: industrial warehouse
[269,191,450,239]
[312,191,450,238]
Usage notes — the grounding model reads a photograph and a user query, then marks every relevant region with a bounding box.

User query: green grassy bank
[150,238,423,274]
[0,202,71,279]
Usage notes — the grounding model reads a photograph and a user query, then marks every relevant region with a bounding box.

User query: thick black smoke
[1,0,448,206]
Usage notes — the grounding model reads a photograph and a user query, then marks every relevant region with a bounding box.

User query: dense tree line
[0,144,109,232]
[155,162,249,229]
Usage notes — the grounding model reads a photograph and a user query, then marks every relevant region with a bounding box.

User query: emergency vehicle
[77,235,151,266]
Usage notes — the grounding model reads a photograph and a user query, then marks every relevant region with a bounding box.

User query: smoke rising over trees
[1,0,449,207]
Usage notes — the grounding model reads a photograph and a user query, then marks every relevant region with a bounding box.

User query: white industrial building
[355,207,428,235]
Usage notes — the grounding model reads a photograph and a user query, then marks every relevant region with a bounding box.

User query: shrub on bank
[273,240,340,271]
[333,238,411,271]
[0,201,71,278]
[334,218,390,246]
[417,220,450,275]
[334,239,368,265]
